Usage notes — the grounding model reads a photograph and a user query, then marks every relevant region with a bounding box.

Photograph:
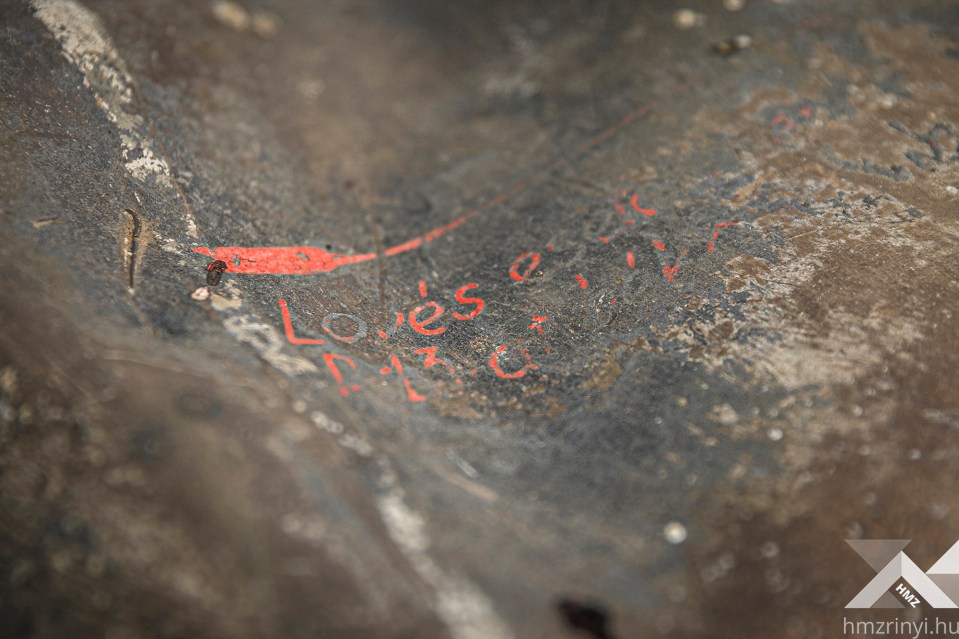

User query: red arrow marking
[192,210,480,275]
[192,246,376,274]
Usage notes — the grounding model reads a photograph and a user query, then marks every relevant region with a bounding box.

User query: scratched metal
[2,0,959,637]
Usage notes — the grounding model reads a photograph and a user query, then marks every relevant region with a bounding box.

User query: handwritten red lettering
[509,251,541,282]
[388,354,427,402]
[323,353,360,396]
[377,312,405,340]
[630,194,656,216]
[321,313,366,342]
[707,220,738,252]
[414,346,463,393]
[409,301,446,336]
[452,283,485,320]
[529,315,547,335]
[488,343,537,379]
[278,299,326,345]
[662,263,679,282]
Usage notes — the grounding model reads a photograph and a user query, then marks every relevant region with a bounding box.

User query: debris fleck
[663,521,687,544]
[251,10,281,38]
[715,403,739,425]
[191,286,210,301]
[212,0,251,31]
[206,259,228,286]
[297,78,325,101]
[32,215,61,229]
[673,9,705,30]
[713,35,753,56]
[761,541,780,559]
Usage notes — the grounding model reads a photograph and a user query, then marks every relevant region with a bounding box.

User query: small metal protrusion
[206,259,228,286]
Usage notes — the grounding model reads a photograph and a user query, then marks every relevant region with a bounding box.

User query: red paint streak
[377,312,405,340]
[599,236,610,244]
[630,195,656,216]
[509,251,541,282]
[651,240,666,251]
[488,344,537,379]
[614,203,626,216]
[423,213,470,242]
[626,251,636,268]
[380,366,392,375]
[529,315,548,335]
[799,106,813,117]
[662,263,679,282]
[278,299,326,345]
[323,353,359,397]
[194,103,653,276]
[452,283,484,320]
[389,354,427,402]
[418,279,428,298]
[384,237,421,256]
[575,274,588,289]
[409,301,446,336]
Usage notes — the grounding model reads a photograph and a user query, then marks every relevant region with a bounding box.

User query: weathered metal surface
[1,0,959,637]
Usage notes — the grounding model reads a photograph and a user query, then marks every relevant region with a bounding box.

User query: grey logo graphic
[846,539,959,608]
